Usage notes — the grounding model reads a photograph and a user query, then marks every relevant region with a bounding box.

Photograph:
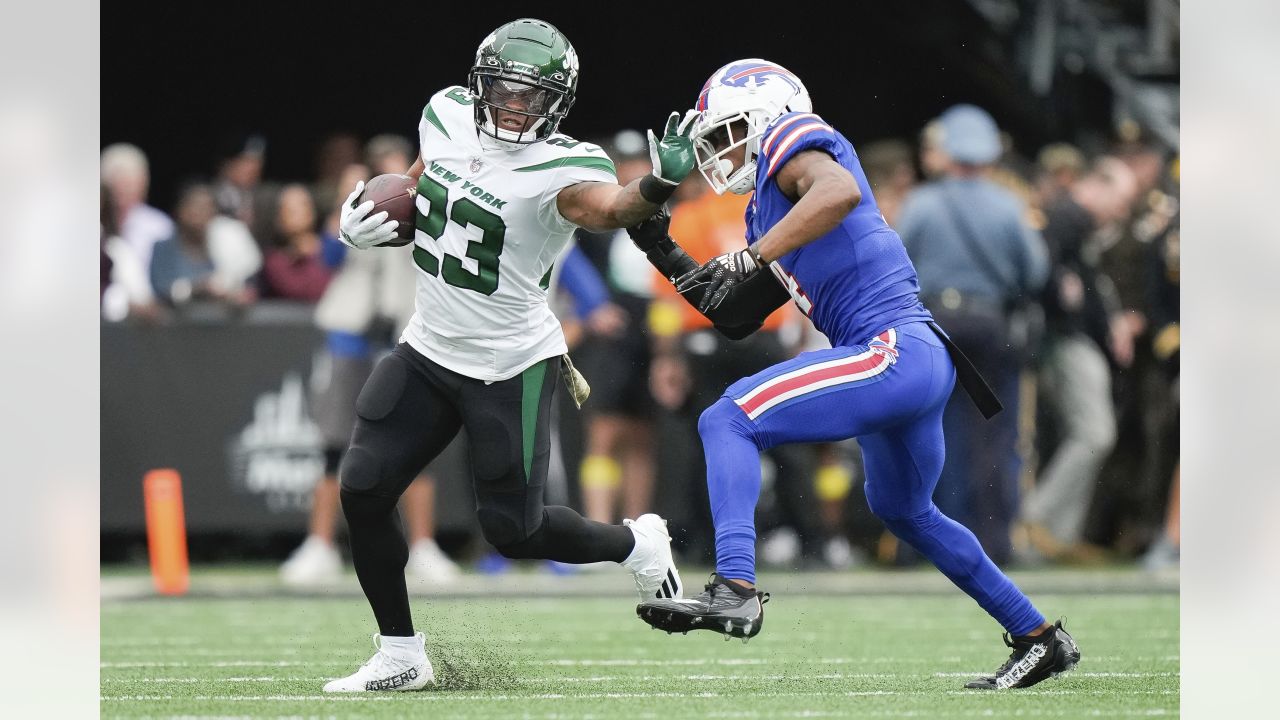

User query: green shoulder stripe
[423,103,450,139]
[514,156,617,176]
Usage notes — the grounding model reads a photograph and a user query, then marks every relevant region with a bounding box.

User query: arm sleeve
[758,112,842,181]
[558,244,611,319]
[643,235,790,337]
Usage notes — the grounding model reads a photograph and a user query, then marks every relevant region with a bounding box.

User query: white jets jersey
[401,85,617,381]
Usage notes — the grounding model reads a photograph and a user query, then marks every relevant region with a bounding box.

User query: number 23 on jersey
[411,173,508,296]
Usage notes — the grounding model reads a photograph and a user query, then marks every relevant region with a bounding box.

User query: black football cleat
[965,619,1081,690]
[636,573,769,642]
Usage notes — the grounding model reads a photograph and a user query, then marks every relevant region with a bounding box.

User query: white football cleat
[280,536,342,587]
[407,538,462,585]
[621,513,684,601]
[323,632,434,692]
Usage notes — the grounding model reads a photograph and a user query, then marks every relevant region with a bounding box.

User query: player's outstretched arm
[556,110,698,232]
[627,208,788,338]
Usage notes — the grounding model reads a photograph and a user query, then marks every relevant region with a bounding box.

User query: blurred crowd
[101,104,1179,581]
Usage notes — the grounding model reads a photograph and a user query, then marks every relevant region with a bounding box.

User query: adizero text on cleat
[323,632,434,692]
[635,573,769,640]
[965,619,1082,690]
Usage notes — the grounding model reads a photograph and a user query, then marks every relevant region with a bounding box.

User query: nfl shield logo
[469,156,483,173]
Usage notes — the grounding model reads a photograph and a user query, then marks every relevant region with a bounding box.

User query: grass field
[101,568,1178,718]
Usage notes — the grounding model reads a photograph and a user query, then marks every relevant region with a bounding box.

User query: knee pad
[477,505,531,551]
[354,353,408,422]
[338,446,385,495]
[339,486,398,526]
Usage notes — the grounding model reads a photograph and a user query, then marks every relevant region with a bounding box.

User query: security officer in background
[895,105,1048,565]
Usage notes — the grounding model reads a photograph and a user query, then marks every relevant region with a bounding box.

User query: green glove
[647,109,699,186]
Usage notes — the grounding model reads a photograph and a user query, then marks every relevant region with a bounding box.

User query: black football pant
[339,343,635,637]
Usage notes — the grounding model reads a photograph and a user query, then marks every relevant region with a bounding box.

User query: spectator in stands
[861,139,917,226]
[1021,157,1139,561]
[1088,141,1177,552]
[312,132,363,218]
[149,182,261,307]
[365,133,415,176]
[1141,210,1179,570]
[1035,143,1086,209]
[101,143,173,278]
[213,134,267,228]
[101,184,114,298]
[261,184,333,302]
[896,104,1048,565]
[918,118,949,181]
[101,183,161,322]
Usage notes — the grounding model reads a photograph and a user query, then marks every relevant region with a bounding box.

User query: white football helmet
[691,59,812,195]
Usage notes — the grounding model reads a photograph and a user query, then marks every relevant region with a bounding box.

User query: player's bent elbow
[830,175,861,215]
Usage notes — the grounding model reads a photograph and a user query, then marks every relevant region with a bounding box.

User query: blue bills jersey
[745,112,933,346]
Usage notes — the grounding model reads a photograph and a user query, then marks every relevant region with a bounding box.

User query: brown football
[356,173,417,246]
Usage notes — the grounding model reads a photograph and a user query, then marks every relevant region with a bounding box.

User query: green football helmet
[469,18,578,145]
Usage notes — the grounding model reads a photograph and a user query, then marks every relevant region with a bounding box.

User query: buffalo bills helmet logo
[698,62,804,111]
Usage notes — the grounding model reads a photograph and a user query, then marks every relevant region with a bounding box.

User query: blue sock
[699,397,763,584]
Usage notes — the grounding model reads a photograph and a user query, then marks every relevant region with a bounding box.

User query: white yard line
[101,661,313,668]
[101,673,899,684]
[117,707,1172,717]
[101,671,1180,685]
[121,710,1174,720]
[101,688,1179,702]
[101,656,1181,669]
[933,671,1179,678]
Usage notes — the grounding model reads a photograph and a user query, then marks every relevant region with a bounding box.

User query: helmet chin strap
[727,162,757,195]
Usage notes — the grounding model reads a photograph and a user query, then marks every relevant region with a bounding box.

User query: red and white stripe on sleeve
[759,113,836,178]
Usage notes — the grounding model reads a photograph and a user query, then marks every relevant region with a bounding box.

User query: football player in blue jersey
[627,60,1079,690]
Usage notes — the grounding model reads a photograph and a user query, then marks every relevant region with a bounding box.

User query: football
[357,173,418,246]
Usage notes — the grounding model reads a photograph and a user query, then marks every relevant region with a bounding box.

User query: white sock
[621,524,648,570]
[380,633,423,659]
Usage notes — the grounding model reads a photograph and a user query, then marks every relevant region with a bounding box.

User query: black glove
[676,248,761,314]
[626,205,672,253]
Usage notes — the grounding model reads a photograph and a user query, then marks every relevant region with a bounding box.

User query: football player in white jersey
[321,18,692,692]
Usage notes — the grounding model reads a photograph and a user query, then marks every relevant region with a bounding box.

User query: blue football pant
[698,321,1045,636]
